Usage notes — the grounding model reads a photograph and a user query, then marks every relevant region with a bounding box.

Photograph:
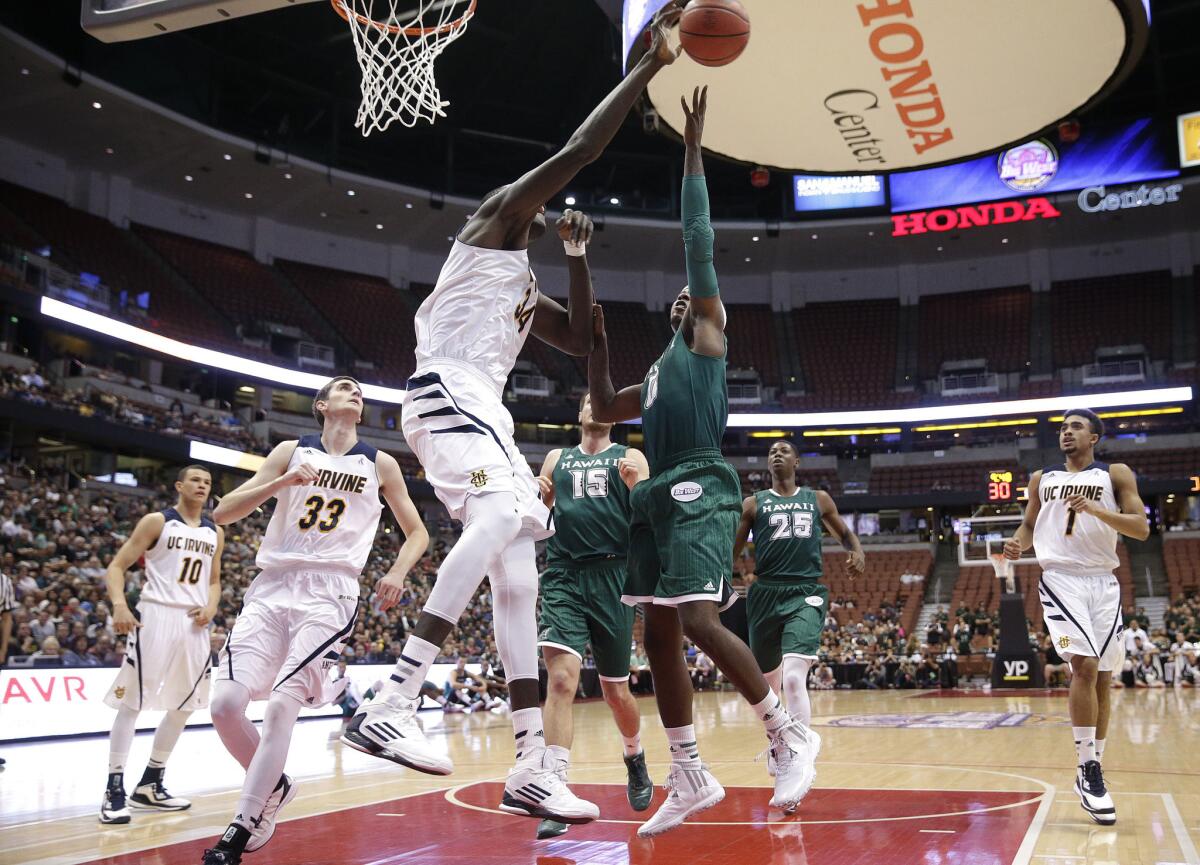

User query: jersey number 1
[177,557,203,584]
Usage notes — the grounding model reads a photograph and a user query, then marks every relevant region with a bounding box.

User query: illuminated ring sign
[626,0,1149,173]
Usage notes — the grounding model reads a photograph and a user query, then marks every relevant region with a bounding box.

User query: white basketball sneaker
[636,763,724,838]
[1075,761,1116,825]
[244,773,298,853]
[129,780,191,811]
[341,692,454,775]
[769,720,819,812]
[500,748,599,824]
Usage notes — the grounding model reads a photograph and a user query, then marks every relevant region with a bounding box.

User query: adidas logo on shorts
[703,580,716,591]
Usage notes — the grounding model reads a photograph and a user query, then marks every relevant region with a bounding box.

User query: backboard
[81,0,324,43]
[956,514,1037,567]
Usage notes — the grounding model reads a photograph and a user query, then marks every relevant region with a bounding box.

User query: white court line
[376,812,406,816]
[1011,779,1055,865]
[919,829,956,834]
[1163,793,1200,865]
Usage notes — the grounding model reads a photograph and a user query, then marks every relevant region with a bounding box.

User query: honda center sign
[628,0,1149,173]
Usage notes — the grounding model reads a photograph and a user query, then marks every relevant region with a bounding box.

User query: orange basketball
[679,0,750,68]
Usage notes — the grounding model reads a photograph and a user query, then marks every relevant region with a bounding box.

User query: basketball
[679,0,750,68]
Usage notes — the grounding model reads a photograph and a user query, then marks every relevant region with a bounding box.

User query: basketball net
[990,553,1016,594]
[331,0,476,135]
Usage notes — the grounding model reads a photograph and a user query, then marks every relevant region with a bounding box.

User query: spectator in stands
[691,652,716,691]
[811,662,835,690]
[953,617,973,655]
[1166,632,1197,687]
[916,654,941,688]
[30,634,62,663]
[1133,653,1165,689]
[1123,618,1149,654]
[894,662,916,689]
[864,659,887,689]
[1044,634,1071,687]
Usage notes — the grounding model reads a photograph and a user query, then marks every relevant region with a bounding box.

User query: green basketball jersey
[752,487,824,582]
[545,443,631,566]
[640,328,727,473]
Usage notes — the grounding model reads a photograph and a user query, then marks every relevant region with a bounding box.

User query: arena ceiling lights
[725,388,1193,430]
[42,296,1193,429]
[39,297,407,403]
[628,0,1150,173]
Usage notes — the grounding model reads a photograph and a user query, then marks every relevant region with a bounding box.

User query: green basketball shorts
[623,451,739,610]
[538,560,634,680]
[746,580,828,672]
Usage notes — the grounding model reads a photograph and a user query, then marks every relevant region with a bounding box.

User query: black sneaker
[536,818,569,839]
[624,751,654,812]
[201,848,241,865]
[202,824,251,864]
[1075,760,1116,825]
[131,781,191,811]
[100,787,131,825]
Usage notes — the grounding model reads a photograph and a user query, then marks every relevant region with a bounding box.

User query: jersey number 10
[177,556,204,584]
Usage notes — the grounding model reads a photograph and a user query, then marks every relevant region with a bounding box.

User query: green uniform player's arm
[682,175,718,301]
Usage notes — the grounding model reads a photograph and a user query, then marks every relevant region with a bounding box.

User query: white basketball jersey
[141,508,219,609]
[1033,461,1120,576]
[414,239,539,397]
[257,435,383,576]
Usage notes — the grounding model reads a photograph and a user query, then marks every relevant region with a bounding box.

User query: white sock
[512,707,546,764]
[665,724,701,768]
[147,709,190,768]
[751,689,789,734]
[621,732,642,758]
[1095,738,1106,763]
[233,696,300,830]
[1073,726,1097,766]
[782,657,813,726]
[108,705,139,775]
[548,744,570,773]
[382,635,440,701]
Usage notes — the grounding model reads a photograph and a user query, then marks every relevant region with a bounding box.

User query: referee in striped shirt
[0,568,13,767]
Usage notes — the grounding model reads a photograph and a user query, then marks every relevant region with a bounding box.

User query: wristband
[564,239,587,257]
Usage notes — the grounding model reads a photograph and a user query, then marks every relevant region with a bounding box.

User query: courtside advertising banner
[0,663,474,741]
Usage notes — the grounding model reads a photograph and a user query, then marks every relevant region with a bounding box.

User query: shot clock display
[987,470,1015,502]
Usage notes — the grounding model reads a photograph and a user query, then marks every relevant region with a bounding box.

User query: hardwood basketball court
[4,688,1197,865]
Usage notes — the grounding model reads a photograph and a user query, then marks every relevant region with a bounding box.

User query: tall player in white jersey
[1005,409,1148,826]
[344,6,684,827]
[200,376,429,865]
[100,465,224,824]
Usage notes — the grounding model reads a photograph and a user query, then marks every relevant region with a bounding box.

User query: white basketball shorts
[403,359,551,539]
[105,600,212,712]
[216,568,360,707]
[1038,570,1125,672]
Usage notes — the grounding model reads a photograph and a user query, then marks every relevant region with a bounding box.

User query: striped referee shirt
[0,571,15,614]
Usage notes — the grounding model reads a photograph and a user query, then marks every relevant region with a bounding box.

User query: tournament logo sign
[998,140,1059,192]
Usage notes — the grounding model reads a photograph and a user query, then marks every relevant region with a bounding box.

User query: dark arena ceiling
[1,1,1199,221]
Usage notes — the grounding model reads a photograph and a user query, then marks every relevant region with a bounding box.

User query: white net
[334,0,476,136]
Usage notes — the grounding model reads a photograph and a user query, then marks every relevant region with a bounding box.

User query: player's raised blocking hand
[557,209,594,248]
[647,1,685,66]
[280,463,320,487]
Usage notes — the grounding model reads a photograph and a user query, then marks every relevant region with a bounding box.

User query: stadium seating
[1049,270,1172,366]
[919,286,1031,377]
[823,547,931,635]
[0,182,236,349]
[869,460,1026,496]
[275,260,418,386]
[726,304,782,386]
[782,299,901,409]
[1163,536,1200,598]
[1109,448,1200,481]
[137,227,337,346]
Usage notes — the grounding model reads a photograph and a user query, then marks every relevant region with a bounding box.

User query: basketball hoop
[330,0,477,135]
[990,553,1016,595]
